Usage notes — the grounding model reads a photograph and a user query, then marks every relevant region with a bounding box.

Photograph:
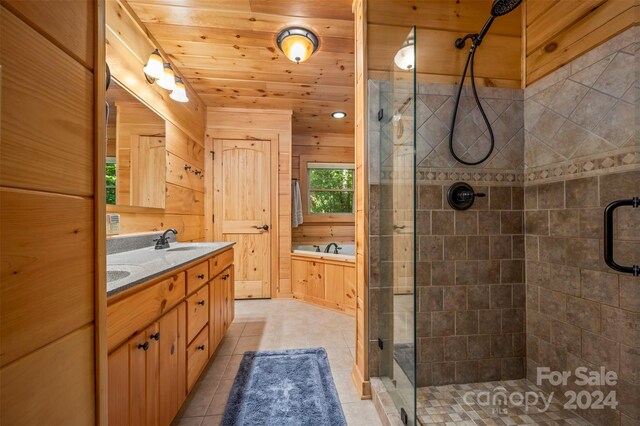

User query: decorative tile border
[379,167,525,186]
[524,147,640,185]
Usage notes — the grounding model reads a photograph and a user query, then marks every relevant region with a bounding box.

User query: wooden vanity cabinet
[107,247,234,426]
[108,305,184,426]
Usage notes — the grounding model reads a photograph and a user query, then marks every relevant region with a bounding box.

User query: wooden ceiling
[367,0,523,88]
[126,0,355,135]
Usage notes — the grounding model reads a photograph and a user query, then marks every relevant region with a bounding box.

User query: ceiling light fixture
[157,63,177,91]
[394,35,415,71]
[143,49,164,81]
[332,111,347,119]
[170,77,189,103]
[276,27,319,64]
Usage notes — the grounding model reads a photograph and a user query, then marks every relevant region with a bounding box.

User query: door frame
[205,131,280,299]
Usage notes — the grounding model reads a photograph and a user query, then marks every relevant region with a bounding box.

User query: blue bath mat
[221,347,347,426]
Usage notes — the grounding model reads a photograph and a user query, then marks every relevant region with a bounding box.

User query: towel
[292,180,303,228]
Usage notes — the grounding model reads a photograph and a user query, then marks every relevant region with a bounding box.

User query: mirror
[106,80,166,208]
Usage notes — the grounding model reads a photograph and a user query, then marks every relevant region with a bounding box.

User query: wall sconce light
[157,63,177,91]
[394,35,415,71]
[170,77,189,103]
[141,49,188,102]
[276,27,319,64]
[143,49,164,82]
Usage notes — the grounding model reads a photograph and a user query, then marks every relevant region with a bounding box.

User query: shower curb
[370,377,405,426]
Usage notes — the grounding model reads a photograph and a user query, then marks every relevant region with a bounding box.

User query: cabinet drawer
[107,273,185,352]
[209,248,234,278]
[186,287,209,343]
[186,261,209,295]
[187,325,209,392]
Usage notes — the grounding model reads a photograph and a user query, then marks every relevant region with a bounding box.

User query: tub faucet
[324,242,341,254]
[313,245,321,252]
[155,228,178,249]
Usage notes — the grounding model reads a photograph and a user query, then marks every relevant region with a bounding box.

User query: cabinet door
[292,259,307,298]
[343,266,356,310]
[129,329,148,425]
[145,322,160,426]
[209,276,222,351]
[108,344,130,426]
[228,266,235,325]
[325,264,344,307]
[221,270,229,332]
[307,261,325,300]
[158,308,179,426]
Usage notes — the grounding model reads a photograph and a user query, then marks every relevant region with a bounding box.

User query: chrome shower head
[491,0,523,17]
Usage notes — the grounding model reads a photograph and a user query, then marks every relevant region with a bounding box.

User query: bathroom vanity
[106,242,235,426]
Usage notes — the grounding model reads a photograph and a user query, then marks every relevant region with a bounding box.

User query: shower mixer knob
[447,182,484,211]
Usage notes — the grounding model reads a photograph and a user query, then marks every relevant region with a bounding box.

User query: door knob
[138,341,149,351]
[150,332,160,341]
[255,224,269,231]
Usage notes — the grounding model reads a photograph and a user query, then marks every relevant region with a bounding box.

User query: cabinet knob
[197,300,205,306]
[197,345,205,351]
[150,332,160,341]
[138,341,149,351]
[197,274,205,279]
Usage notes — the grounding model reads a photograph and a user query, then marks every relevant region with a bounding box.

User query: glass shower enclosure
[376,27,417,425]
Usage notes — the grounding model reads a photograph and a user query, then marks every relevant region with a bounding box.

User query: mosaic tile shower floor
[417,380,592,426]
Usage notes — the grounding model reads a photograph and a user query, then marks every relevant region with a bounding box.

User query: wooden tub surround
[291,253,356,316]
[107,246,235,426]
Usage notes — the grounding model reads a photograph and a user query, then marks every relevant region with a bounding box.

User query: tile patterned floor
[172,299,382,426]
[417,380,592,426]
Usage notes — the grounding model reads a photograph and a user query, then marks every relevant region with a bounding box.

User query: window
[307,162,355,214]
[106,157,116,205]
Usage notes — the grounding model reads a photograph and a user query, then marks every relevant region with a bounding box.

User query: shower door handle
[604,197,639,276]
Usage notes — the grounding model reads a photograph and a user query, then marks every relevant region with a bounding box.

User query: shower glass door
[377,27,417,425]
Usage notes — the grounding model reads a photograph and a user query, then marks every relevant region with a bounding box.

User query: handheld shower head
[456,0,523,49]
[491,0,523,17]
[475,0,523,46]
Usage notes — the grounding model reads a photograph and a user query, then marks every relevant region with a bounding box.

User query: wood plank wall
[524,0,638,85]
[0,0,102,423]
[106,0,208,241]
[367,0,523,89]
[352,0,370,399]
[292,133,356,245]
[205,108,293,298]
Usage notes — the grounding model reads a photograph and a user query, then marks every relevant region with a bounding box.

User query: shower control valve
[447,182,484,211]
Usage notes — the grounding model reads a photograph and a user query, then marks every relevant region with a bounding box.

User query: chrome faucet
[155,229,178,249]
[324,242,341,254]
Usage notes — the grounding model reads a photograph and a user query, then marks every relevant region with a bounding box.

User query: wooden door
[158,308,179,426]
[128,323,159,426]
[108,345,130,426]
[218,139,271,299]
[228,266,235,324]
[145,322,160,426]
[209,276,223,350]
[129,329,147,425]
[292,259,307,299]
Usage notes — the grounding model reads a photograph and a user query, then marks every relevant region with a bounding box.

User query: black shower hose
[449,44,495,166]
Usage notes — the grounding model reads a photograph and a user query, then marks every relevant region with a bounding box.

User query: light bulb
[394,38,415,71]
[157,63,177,90]
[170,77,189,103]
[143,49,164,80]
[276,28,318,64]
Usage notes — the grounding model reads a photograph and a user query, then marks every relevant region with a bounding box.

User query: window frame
[299,155,356,223]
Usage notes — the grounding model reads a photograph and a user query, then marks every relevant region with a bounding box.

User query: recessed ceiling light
[332,111,347,119]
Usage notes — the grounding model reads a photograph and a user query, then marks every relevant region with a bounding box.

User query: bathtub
[292,243,355,260]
